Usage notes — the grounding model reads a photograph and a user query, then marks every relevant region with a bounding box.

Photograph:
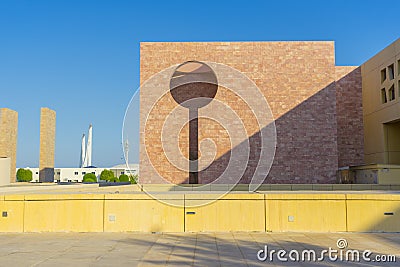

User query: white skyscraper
[80,124,93,167]
[86,124,92,166]
[80,134,86,167]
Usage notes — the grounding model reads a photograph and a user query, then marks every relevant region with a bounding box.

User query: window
[74,172,78,175]
[399,80,400,97]
[381,68,387,83]
[92,172,95,174]
[121,171,125,175]
[398,60,400,75]
[36,172,38,174]
[82,172,86,175]
[389,84,395,101]
[381,88,387,103]
[388,64,394,80]
[57,172,60,175]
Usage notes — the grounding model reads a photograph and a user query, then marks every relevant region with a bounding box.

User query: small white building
[17,163,139,183]
[54,167,104,183]
[23,167,39,182]
[54,164,139,182]
[110,164,139,176]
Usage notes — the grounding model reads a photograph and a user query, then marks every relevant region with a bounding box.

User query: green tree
[100,169,114,181]
[82,173,97,183]
[119,174,129,182]
[16,168,33,182]
[108,177,119,183]
[129,174,138,184]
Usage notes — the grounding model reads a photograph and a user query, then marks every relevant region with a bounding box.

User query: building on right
[361,38,400,165]
[337,38,400,184]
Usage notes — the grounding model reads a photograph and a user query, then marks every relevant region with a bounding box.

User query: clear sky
[0,0,398,168]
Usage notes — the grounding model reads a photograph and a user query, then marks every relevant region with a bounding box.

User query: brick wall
[139,42,363,184]
[335,66,364,167]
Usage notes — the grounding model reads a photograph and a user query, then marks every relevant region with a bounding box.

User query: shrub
[119,174,129,182]
[108,177,119,183]
[129,174,138,184]
[16,168,33,182]
[82,173,97,183]
[100,169,114,181]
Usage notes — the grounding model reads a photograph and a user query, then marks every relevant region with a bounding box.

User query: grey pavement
[0,232,398,266]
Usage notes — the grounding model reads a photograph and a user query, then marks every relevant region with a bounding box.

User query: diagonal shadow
[175,68,363,185]
[110,233,400,266]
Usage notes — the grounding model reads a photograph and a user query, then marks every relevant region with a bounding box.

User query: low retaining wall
[0,193,399,232]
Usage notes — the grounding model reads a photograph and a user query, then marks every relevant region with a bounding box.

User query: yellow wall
[104,194,184,232]
[347,194,400,232]
[185,194,265,232]
[385,121,400,164]
[0,195,24,232]
[378,167,400,184]
[24,194,104,232]
[351,164,400,184]
[0,193,399,233]
[265,194,347,232]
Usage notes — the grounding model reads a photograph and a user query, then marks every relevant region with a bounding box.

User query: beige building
[361,38,400,165]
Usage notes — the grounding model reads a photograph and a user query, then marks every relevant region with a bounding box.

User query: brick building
[139,41,364,184]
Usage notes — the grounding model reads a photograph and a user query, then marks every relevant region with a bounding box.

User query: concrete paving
[0,232,398,266]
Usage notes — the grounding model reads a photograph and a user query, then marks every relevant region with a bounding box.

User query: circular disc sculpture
[169,61,218,183]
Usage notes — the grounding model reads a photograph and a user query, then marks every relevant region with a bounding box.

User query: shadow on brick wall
[176,68,363,184]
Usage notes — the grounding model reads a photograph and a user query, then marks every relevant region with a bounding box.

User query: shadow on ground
[115,232,400,266]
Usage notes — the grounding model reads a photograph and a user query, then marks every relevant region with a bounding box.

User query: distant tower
[0,108,18,183]
[81,124,92,167]
[124,139,129,165]
[80,134,86,168]
[86,124,92,166]
[39,107,56,182]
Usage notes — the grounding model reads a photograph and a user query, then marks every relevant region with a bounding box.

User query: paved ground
[0,232,398,266]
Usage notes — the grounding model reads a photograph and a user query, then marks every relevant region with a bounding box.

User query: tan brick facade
[0,108,18,182]
[139,42,364,184]
[39,107,56,182]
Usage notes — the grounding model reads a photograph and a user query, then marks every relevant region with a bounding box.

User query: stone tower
[0,108,18,183]
[39,107,56,182]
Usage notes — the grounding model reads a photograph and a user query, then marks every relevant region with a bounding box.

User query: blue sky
[0,0,398,168]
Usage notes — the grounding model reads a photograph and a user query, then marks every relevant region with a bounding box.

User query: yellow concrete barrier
[0,192,399,233]
[185,194,265,232]
[104,194,184,232]
[24,194,104,232]
[265,194,347,232]
[0,195,24,232]
[346,194,400,232]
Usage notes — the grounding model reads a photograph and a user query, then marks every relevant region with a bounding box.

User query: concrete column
[39,107,56,182]
[0,108,18,183]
